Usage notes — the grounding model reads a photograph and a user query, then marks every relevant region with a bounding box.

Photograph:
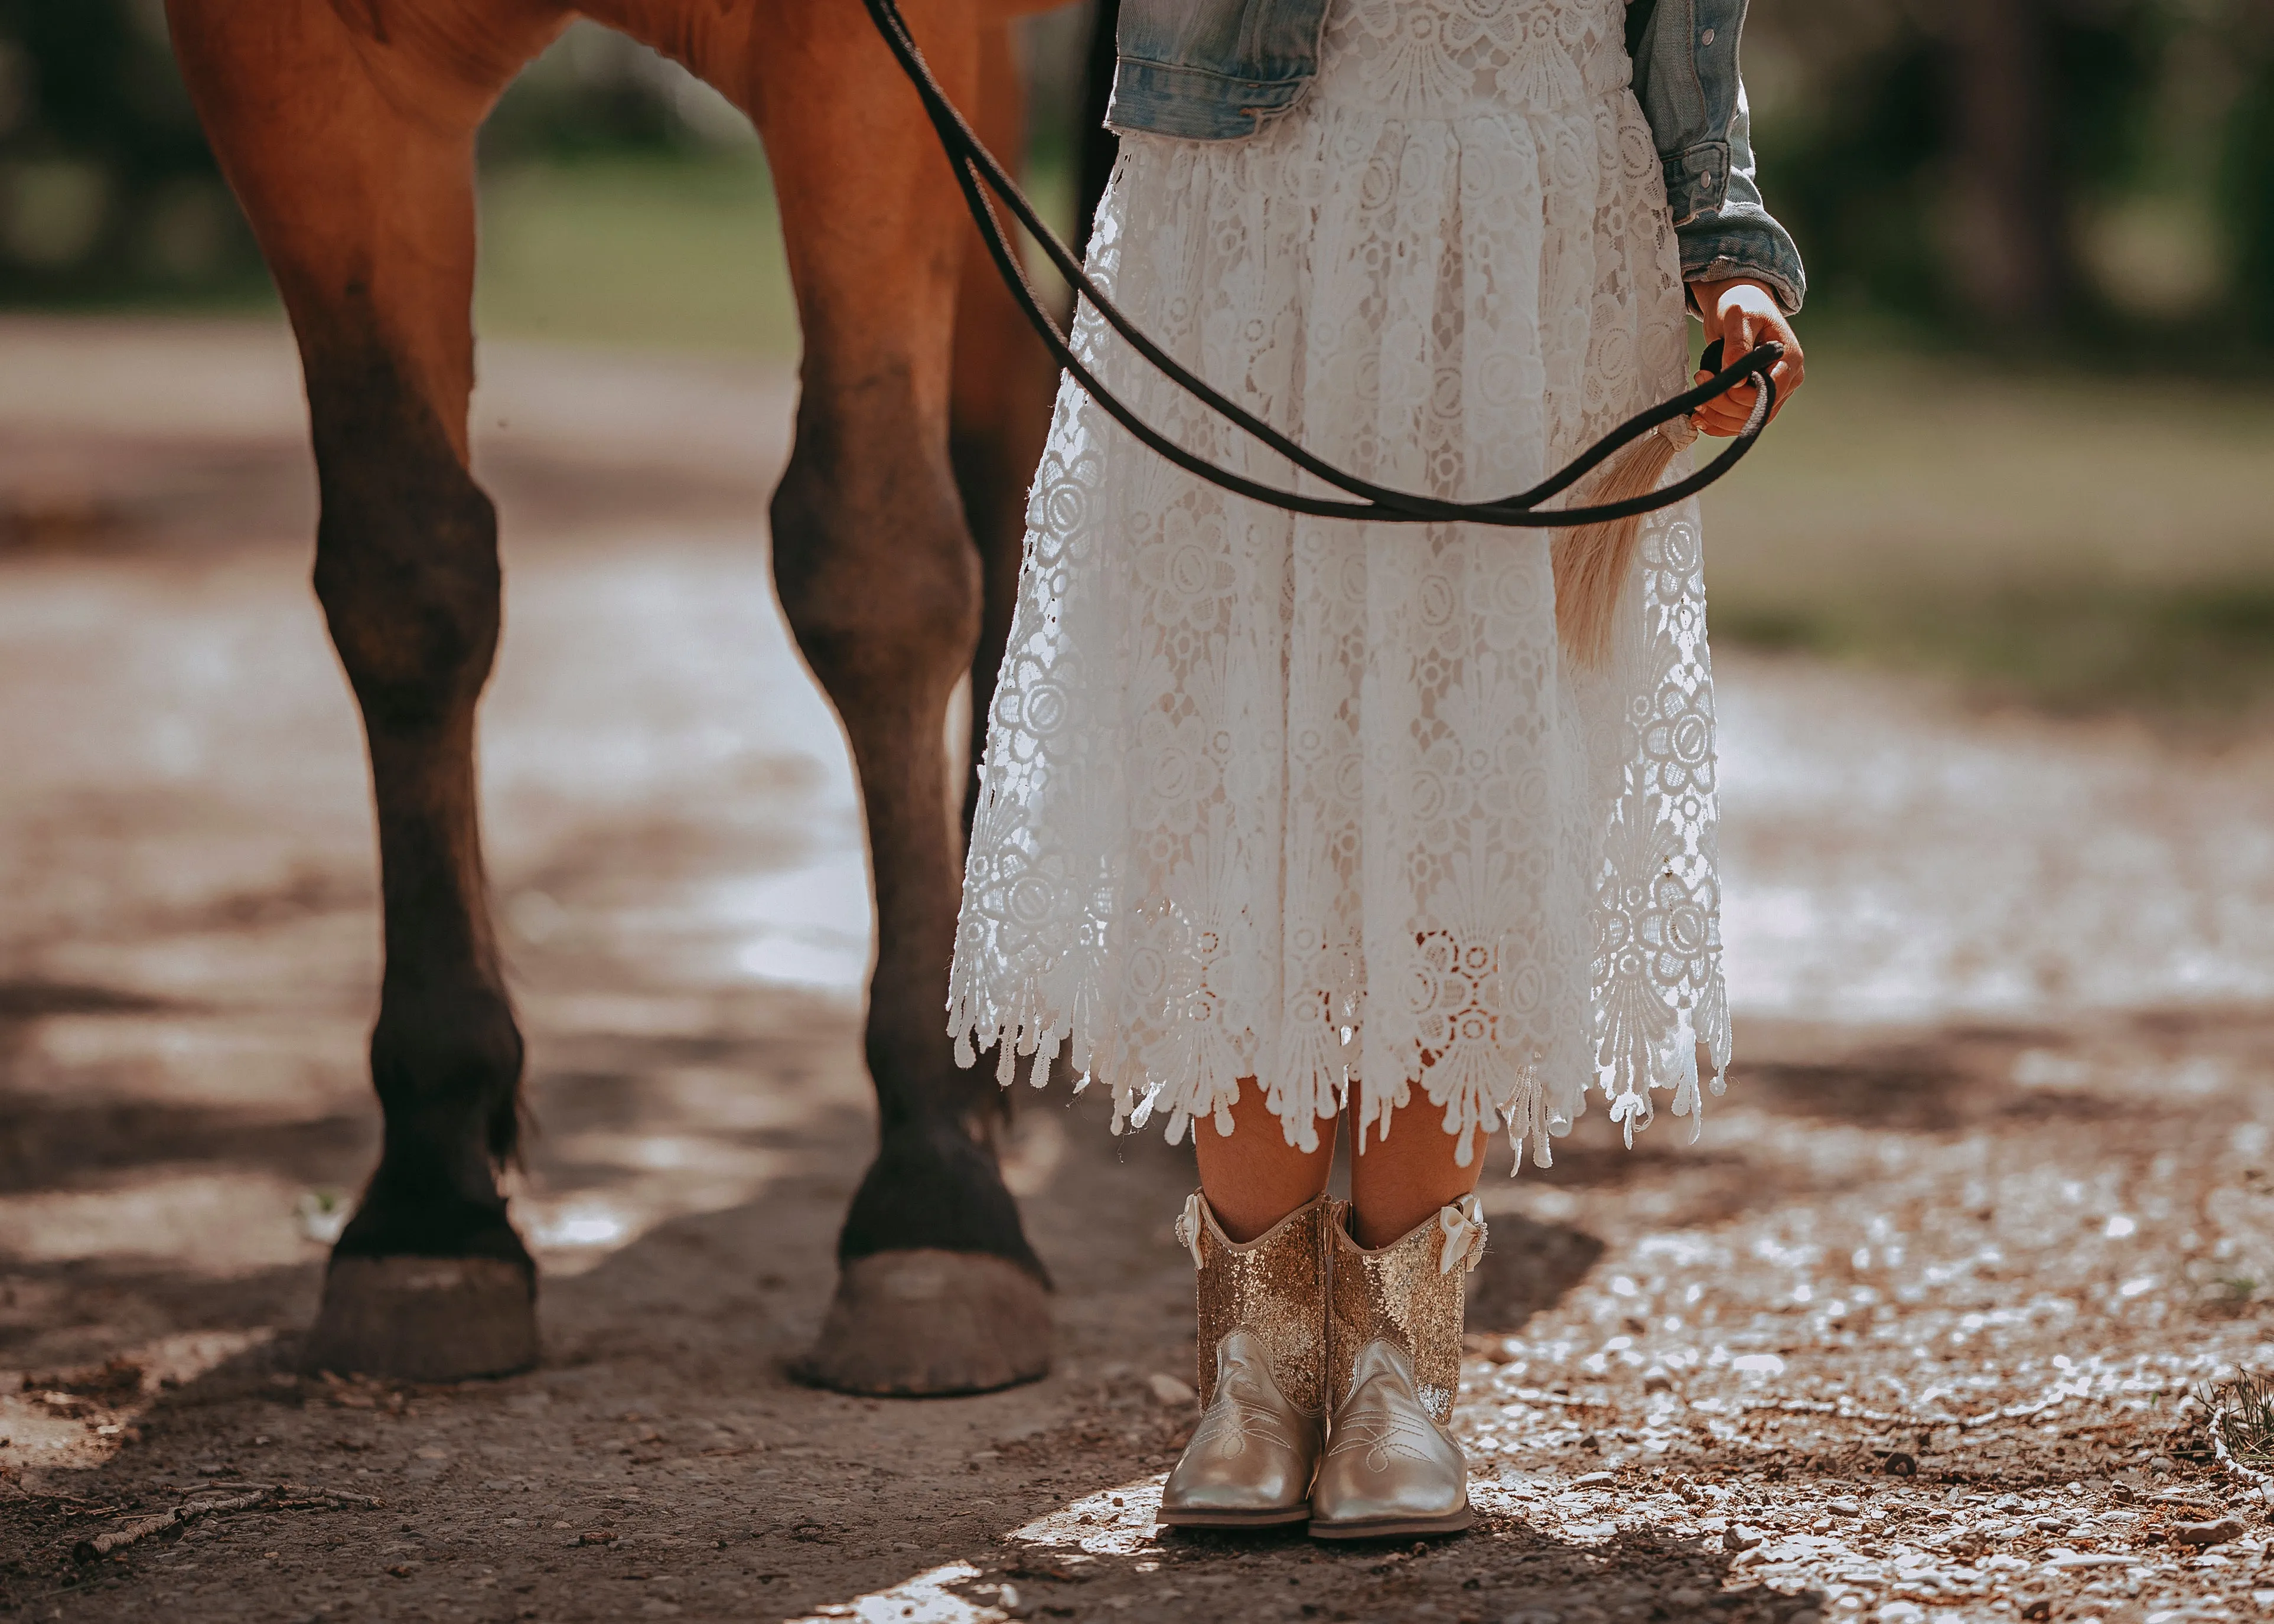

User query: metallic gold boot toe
[1156,1193,1330,1530]
[1158,1330,1322,1526]
[1307,1338,1471,1537]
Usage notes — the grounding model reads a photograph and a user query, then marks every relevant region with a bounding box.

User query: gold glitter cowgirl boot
[1308,1195,1487,1539]
[1155,1191,1330,1528]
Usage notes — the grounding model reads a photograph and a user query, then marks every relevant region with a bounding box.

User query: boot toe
[1309,1339,1471,1538]
[1161,1448,1311,1522]
[1157,1331,1323,1527]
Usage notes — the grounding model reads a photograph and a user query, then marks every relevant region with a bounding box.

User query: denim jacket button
[1699,27,1714,44]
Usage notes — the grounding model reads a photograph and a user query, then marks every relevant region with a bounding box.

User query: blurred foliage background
[1,0,2270,732]
[1749,0,2274,351]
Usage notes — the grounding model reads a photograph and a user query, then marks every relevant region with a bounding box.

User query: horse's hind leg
[169,0,562,1379]
[735,0,1051,1394]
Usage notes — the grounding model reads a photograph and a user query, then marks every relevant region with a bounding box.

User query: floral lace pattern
[949,0,1728,1168]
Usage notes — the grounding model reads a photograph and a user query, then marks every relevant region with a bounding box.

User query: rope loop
[862,0,1781,530]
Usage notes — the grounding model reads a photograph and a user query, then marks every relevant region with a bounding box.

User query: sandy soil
[1,317,2269,1624]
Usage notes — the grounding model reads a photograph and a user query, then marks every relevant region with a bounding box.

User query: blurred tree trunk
[1944,0,2080,331]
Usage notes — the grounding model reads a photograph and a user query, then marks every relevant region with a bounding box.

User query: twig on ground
[273,1482,384,1509]
[180,1486,273,1514]
[71,1510,181,1563]
[1726,1384,2083,1432]
[69,1485,275,1563]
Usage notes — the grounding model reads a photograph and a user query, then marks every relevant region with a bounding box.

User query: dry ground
[1,318,2270,1624]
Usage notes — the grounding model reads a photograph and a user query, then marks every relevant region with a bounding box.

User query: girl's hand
[1689,278,1803,438]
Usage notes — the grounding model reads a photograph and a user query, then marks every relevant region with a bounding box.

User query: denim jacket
[1105,0,1806,311]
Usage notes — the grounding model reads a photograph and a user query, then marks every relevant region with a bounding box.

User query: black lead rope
[865,0,1780,527]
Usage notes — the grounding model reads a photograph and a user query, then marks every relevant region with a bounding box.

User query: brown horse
[165,0,1074,1393]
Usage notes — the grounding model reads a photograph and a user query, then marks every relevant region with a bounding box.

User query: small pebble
[2175,1517,2245,1548]
[1829,1497,1861,1517]
[1641,1369,1673,1393]
[1722,1524,1764,1552]
[1146,1372,1195,1406]
[1573,1470,1616,1487]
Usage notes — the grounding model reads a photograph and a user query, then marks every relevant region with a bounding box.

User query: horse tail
[1551,422,1686,668]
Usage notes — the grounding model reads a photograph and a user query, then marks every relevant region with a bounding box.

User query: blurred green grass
[271,155,2274,735]
[472,148,1079,357]
[474,154,800,356]
[1698,340,2274,733]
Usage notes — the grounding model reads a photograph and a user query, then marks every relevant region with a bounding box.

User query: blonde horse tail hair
[1552,418,1695,669]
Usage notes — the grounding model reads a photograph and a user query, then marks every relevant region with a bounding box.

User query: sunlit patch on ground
[1,1332,273,1475]
[1007,1476,1167,1559]
[787,1560,1001,1623]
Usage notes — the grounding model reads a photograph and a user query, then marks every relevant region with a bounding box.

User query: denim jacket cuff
[1107,60,1308,139]
[1678,219,1807,315]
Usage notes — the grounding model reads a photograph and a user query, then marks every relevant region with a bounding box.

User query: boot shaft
[1177,1191,1330,1414]
[1324,1196,1485,1424]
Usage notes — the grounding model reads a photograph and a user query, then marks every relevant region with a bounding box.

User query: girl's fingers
[1767,363,1798,422]
[1687,289,1803,436]
[1693,375,1758,410]
[1691,384,1774,436]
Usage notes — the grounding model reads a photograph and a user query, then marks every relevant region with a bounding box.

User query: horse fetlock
[372,980,522,1117]
[335,1156,530,1267]
[839,1120,1047,1284]
[371,979,522,1091]
[344,982,529,1254]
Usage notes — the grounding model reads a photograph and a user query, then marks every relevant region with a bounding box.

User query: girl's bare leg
[1194,1080,1334,1242]
[1348,1094,1484,1248]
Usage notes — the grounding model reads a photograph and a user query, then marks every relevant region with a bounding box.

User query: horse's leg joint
[769,417,982,692]
[309,357,501,730]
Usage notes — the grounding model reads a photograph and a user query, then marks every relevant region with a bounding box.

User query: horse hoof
[799,1248,1050,1396]
[301,1256,538,1381]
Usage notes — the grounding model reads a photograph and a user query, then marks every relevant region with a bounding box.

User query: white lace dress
[948,0,1728,1168]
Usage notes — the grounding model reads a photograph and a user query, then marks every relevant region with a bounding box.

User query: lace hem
[947,495,1731,1173]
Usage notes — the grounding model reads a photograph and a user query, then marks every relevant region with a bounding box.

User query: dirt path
[1,318,2269,1624]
